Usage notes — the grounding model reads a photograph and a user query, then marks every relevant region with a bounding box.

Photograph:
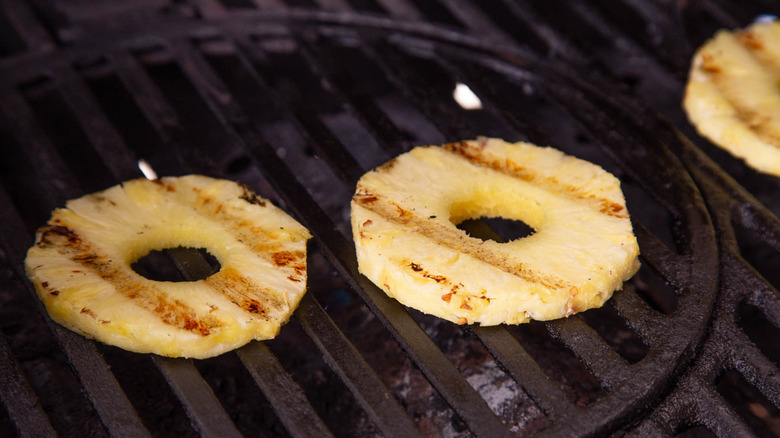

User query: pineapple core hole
[457,217,535,243]
[131,246,221,282]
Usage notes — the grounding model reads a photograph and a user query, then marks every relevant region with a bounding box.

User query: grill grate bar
[56,68,140,181]
[0,90,81,201]
[153,357,242,438]
[237,342,334,438]
[547,317,629,391]
[608,286,665,340]
[109,50,182,139]
[298,31,446,149]
[472,326,574,420]
[45,63,247,438]
[0,0,53,55]
[295,33,409,156]
[137,39,421,436]
[217,114,513,436]
[723,327,780,408]
[631,222,688,291]
[0,91,155,438]
[693,383,756,438]
[1,5,777,436]
[294,293,421,437]
[0,331,56,438]
[241,40,368,185]
[51,326,152,437]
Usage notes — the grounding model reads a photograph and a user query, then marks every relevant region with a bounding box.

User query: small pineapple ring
[683,19,780,177]
[25,175,311,358]
[351,138,640,326]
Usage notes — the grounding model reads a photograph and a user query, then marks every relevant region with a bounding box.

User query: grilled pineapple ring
[25,175,311,359]
[683,20,780,177]
[351,138,640,325]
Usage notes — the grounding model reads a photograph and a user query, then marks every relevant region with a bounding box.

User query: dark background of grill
[0,1,779,437]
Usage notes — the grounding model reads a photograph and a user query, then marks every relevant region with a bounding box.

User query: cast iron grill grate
[0,1,778,437]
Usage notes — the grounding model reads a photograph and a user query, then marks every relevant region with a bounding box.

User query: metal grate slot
[0,114,65,232]
[578,302,649,364]
[677,424,718,437]
[547,318,629,391]
[219,0,258,9]
[80,69,186,174]
[505,321,604,407]
[237,342,332,437]
[342,0,385,15]
[248,40,370,184]
[294,294,420,437]
[629,258,678,315]
[1,4,779,436]
[405,0,462,29]
[468,0,552,54]
[19,77,118,192]
[0,0,53,55]
[305,32,442,148]
[377,40,517,141]
[164,45,519,433]
[717,370,780,438]
[100,347,200,437]
[473,325,571,419]
[737,302,780,368]
[0,12,26,57]
[0,327,55,437]
[152,357,240,438]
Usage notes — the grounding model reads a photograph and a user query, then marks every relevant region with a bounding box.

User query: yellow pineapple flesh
[351,138,640,326]
[683,20,780,177]
[25,175,311,359]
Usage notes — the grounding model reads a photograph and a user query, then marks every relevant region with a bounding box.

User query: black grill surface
[0,1,779,437]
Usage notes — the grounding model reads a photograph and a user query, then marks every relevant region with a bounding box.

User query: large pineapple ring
[683,19,780,177]
[25,175,311,358]
[351,138,640,326]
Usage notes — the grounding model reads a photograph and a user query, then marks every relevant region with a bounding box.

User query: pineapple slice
[683,19,780,177]
[351,138,640,325]
[25,175,311,359]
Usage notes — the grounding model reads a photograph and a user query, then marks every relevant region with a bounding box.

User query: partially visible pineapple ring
[683,19,780,177]
[25,175,311,359]
[351,138,640,326]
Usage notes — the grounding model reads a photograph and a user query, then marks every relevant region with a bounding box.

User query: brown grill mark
[445,141,629,219]
[238,183,267,207]
[273,251,303,267]
[702,34,780,150]
[442,292,453,303]
[356,195,569,290]
[37,221,220,336]
[700,53,722,74]
[377,157,398,172]
[354,192,379,204]
[738,31,763,51]
[80,307,97,319]
[205,267,287,318]
[407,262,448,284]
[425,273,447,283]
[38,225,80,247]
[460,300,472,311]
[152,180,176,192]
[190,185,309,274]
